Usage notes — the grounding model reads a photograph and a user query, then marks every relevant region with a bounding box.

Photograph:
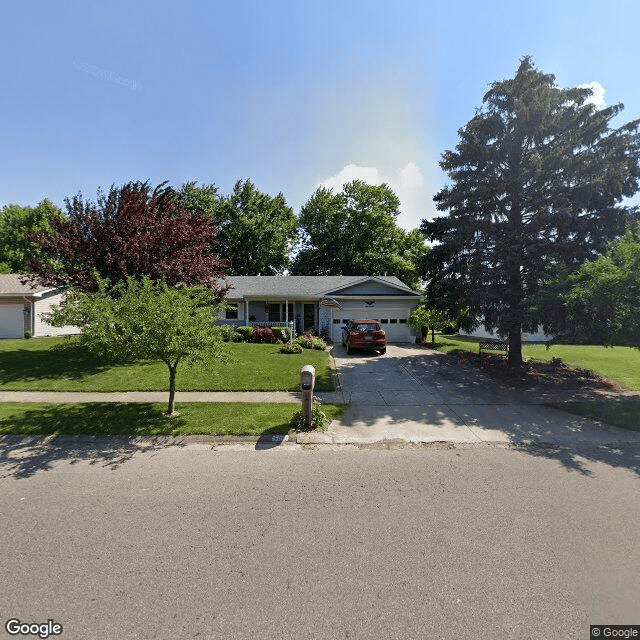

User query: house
[459,325,553,342]
[218,275,423,343]
[0,274,79,339]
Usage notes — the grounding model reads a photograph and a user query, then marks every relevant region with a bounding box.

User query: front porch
[219,300,318,335]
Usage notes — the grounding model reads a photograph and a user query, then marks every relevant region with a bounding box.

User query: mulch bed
[448,350,625,392]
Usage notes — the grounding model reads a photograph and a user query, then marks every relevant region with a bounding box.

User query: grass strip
[0,402,347,437]
[545,400,640,432]
[0,338,334,392]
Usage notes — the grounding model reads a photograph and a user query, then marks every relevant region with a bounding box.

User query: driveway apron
[304,344,640,446]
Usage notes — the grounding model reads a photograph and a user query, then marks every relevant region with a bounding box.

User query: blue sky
[1,0,639,230]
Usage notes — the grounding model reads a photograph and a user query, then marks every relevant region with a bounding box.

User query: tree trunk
[166,363,178,416]
[431,326,435,343]
[507,327,522,368]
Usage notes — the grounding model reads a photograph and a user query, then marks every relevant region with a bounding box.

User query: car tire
[379,348,386,355]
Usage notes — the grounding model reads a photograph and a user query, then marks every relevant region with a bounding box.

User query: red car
[341,319,387,355]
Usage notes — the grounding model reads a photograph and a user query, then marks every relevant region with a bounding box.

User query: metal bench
[479,339,509,356]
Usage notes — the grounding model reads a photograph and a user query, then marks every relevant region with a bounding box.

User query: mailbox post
[300,364,316,426]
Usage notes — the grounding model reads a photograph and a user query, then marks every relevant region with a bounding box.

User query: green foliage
[560,229,640,346]
[290,397,330,431]
[23,331,32,339]
[292,180,426,288]
[294,334,326,350]
[236,325,255,342]
[422,57,640,367]
[217,324,243,342]
[177,180,298,275]
[279,342,303,354]
[0,200,63,273]
[50,275,224,414]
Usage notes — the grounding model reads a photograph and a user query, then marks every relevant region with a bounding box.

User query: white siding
[459,324,553,342]
[33,292,79,337]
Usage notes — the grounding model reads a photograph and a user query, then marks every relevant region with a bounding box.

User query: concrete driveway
[302,344,640,447]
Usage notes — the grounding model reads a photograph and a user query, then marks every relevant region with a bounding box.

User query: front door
[303,304,315,332]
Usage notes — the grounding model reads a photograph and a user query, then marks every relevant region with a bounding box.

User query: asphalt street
[1,441,639,639]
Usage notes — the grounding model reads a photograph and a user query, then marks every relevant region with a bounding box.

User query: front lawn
[435,334,640,391]
[0,402,347,437]
[0,337,334,392]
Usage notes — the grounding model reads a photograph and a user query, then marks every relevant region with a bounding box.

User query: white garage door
[0,303,25,339]
[331,309,412,343]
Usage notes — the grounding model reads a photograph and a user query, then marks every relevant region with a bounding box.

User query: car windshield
[354,323,380,331]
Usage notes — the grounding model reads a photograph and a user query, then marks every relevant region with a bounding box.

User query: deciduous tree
[292,180,425,288]
[0,200,63,273]
[176,180,298,275]
[51,276,225,416]
[28,181,228,297]
[556,229,640,346]
[422,57,640,367]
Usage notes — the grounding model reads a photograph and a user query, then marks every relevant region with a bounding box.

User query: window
[390,319,398,324]
[225,304,238,319]
[399,318,407,324]
[380,319,388,324]
[333,319,341,324]
[268,303,294,323]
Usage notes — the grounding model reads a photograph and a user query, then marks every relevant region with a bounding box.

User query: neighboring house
[219,275,423,343]
[459,325,553,342]
[0,274,79,339]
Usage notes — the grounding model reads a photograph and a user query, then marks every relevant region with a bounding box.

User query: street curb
[2,433,638,451]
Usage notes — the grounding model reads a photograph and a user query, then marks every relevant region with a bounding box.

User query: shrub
[217,324,242,342]
[290,397,330,431]
[279,342,303,354]
[251,326,277,343]
[236,326,255,342]
[271,326,293,342]
[293,332,326,350]
[24,331,32,339]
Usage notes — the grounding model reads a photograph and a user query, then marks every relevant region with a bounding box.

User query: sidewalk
[0,390,346,404]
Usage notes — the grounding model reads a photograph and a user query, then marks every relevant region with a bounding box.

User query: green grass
[546,400,640,431]
[435,334,640,391]
[0,402,347,437]
[0,337,334,392]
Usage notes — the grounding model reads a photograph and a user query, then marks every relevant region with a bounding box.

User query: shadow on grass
[0,339,129,384]
[0,403,186,479]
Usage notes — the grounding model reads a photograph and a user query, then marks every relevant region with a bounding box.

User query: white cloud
[578,81,606,108]
[318,162,431,230]
[319,164,384,192]
[399,161,424,189]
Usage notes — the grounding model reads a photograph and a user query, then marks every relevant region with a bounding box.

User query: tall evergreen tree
[422,57,640,367]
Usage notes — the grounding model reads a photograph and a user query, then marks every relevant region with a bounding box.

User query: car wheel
[379,348,386,355]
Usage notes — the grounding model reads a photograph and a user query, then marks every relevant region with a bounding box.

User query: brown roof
[0,274,56,296]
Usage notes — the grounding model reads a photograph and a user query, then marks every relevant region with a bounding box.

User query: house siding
[32,292,79,337]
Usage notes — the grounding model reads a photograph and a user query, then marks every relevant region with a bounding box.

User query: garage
[330,308,412,343]
[0,302,25,339]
